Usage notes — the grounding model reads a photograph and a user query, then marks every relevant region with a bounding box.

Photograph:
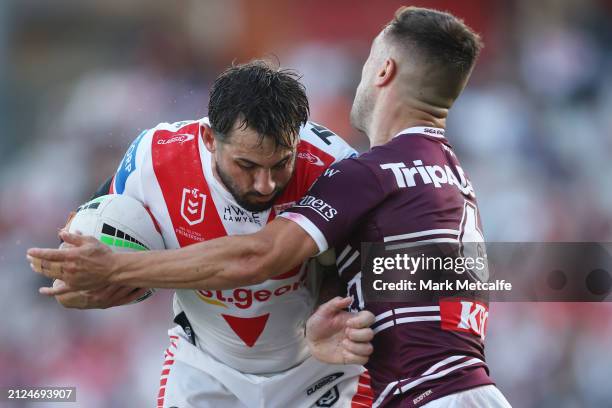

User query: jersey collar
[393,126,446,139]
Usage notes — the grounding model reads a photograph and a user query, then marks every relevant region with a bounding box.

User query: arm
[29,217,319,292]
[114,216,319,288]
[30,155,381,294]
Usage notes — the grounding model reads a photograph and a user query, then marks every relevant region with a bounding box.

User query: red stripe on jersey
[275,139,336,206]
[151,124,227,247]
[109,175,116,194]
[351,372,373,408]
[145,205,162,234]
[157,335,179,407]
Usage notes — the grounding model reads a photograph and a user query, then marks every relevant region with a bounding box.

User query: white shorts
[421,385,511,408]
[157,326,374,408]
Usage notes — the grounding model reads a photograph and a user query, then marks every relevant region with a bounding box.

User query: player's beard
[215,162,287,212]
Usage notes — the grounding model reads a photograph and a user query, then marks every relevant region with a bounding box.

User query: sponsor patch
[315,386,340,407]
[298,151,325,166]
[440,298,488,339]
[306,373,344,396]
[292,195,337,221]
[156,133,195,145]
[114,130,146,194]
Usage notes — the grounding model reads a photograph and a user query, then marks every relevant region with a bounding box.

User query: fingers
[88,285,144,309]
[27,248,72,263]
[346,327,374,343]
[342,349,370,365]
[106,285,137,300]
[39,280,74,296]
[58,230,96,246]
[63,211,77,230]
[334,296,353,309]
[28,255,66,280]
[317,296,353,316]
[59,242,75,250]
[119,288,151,305]
[342,338,373,357]
[346,310,375,329]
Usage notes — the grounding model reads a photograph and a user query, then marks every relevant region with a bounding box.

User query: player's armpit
[314,261,343,307]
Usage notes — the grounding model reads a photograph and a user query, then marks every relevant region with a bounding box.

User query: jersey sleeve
[109,129,153,202]
[89,175,114,199]
[292,121,358,197]
[299,121,358,164]
[279,158,385,253]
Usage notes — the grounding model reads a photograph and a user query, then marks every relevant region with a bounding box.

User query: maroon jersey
[281,127,493,407]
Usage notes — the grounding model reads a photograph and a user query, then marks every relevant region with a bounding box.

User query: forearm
[110,234,274,290]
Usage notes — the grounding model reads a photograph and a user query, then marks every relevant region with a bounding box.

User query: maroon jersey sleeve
[279,158,386,253]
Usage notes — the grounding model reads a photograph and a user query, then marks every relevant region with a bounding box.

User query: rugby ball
[69,194,165,303]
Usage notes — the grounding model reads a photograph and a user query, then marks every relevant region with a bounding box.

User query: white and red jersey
[110,117,356,374]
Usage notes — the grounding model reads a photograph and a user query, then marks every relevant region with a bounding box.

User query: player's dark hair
[208,60,309,149]
[386,6,483,79]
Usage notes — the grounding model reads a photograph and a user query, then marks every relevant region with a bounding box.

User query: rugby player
[30,7,513,407]
[32,61,376,407]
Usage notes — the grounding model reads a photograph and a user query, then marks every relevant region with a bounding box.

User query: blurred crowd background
[1,0,612,406]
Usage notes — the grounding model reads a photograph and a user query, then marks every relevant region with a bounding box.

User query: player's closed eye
[237,161,256,170]
[273,159,289,170]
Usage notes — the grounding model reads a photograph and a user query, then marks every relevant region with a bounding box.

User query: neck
[210,155,230,192]
[366,92,448,147]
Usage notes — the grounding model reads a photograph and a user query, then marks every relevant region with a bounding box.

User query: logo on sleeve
[323,168,340,178]
[114,130,146,194]
[293,195,337,221]
[297,151,325,166]
[308,122,337,145]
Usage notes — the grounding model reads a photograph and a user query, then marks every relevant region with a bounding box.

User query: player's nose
[253,169,276,196]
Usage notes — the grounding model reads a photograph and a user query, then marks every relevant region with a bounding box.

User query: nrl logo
[181,187,206,226]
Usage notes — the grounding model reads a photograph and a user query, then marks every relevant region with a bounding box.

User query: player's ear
[374,58,396,87]
[201,124,217,153]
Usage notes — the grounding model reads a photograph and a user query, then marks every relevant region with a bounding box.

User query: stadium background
[1,0,612,406]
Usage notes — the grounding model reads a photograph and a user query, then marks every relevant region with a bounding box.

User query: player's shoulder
[125,118,202,152]
[297,121,357,164]
[113,118,202,193]
[148,118,201,145]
